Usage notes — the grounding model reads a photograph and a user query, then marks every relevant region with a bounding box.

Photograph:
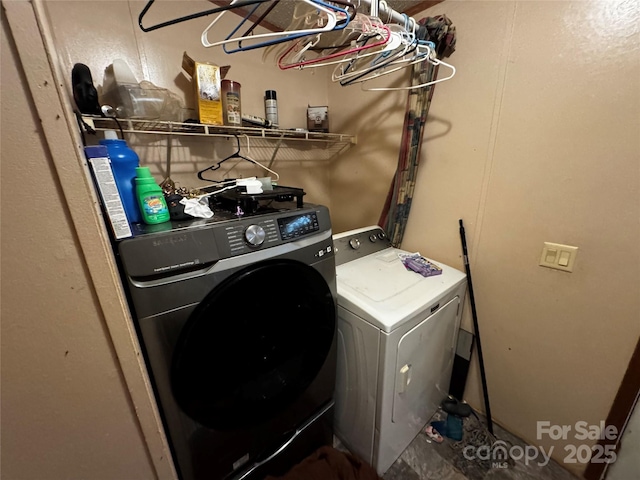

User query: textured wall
[1,11,157,480]
[4,1,638,478]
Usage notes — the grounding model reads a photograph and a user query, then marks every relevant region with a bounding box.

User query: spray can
[264,90,278,128]
[99,131,141,224]
[135,167,170,225]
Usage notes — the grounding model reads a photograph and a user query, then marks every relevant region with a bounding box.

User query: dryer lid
[336,248,466,332]
[339,249,425,302]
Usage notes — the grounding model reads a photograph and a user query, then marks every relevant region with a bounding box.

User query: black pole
[459,219,494,435]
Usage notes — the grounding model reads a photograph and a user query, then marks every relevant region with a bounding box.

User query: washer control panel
[224,218,279,254]
[244,225,266,246]
[277,212,319,240]
[119,205,333,276]
[219,208,326,257]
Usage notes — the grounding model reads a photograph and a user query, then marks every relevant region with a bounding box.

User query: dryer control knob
[245,225,266,246]
[349,238,361,250]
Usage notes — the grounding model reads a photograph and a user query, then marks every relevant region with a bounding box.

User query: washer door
[171,259,335,431]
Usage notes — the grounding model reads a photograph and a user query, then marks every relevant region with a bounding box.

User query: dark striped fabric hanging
[379,15,457,247]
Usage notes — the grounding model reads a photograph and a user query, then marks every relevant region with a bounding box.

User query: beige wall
[330,1,640,476]
[1,11,157,480]
[4,0,639,478]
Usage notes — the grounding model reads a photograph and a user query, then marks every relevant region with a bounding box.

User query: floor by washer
[338,410,580,480]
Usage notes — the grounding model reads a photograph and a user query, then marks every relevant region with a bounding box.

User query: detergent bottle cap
[104,130,119,140]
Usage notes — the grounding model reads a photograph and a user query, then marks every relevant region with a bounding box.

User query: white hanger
[360,55,456,91]
[201,0,339,49]
[351,43,432,84]
[331,13,418,83]
[330,24,409,83]
[277,19,392,71]
[345,23,435,85]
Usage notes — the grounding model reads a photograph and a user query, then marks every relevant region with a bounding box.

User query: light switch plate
[540,242,578,272]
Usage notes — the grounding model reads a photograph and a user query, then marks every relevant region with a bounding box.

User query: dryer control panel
[333,226,391,266]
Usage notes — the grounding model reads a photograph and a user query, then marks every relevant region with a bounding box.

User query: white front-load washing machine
[332,226,467,475]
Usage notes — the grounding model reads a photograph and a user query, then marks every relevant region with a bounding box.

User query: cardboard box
[307,105,329,132]
[182,52,230,125]
[84,146,132,239]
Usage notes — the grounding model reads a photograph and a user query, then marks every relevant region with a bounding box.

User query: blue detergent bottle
[100,131,141,224]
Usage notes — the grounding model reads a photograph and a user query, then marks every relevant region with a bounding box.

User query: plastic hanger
[197,135,280,182]
[201,0,342,50]
[277,19,397,73]
[349,40,435,85]
[277,18,391,70]
[261,1,361,63]
[223,0,352,54]
[361,55,456,91]
[335,15,417,84]
[234,0,356,55]
[328,12,413,79]
[330,27,409,84]
[138,0,269,32]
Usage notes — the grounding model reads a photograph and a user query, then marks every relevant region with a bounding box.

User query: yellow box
[182,52,229,125]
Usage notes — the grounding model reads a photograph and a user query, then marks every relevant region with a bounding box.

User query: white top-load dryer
[332,226,467,475]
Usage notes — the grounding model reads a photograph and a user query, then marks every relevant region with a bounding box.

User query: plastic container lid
[222,79,241,88]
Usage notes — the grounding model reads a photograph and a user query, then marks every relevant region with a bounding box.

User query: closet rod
[359,0,409,26]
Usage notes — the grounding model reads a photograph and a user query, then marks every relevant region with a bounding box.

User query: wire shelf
[82,116,356,162]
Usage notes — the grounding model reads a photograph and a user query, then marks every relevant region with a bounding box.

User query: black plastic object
[72,63,101,115]
[449,329,474,401]
[442,396,472,418]
[165,194,190,221]
[211,185,305,215]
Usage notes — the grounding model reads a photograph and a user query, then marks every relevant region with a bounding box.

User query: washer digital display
[278,212,319,240]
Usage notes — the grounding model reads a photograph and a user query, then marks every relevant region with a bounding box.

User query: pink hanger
[277,24,391,70]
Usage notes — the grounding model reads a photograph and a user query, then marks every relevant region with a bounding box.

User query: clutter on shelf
[101,59,185,121]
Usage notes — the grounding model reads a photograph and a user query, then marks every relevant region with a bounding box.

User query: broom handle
[459,219,494,434]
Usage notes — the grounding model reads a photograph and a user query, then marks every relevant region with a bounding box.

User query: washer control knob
[369,234,378,243]
[349,238,361,250]
[377,231,387,240]
[245,225,266,246]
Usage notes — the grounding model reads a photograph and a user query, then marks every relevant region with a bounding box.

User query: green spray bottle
[135,167,170,224]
